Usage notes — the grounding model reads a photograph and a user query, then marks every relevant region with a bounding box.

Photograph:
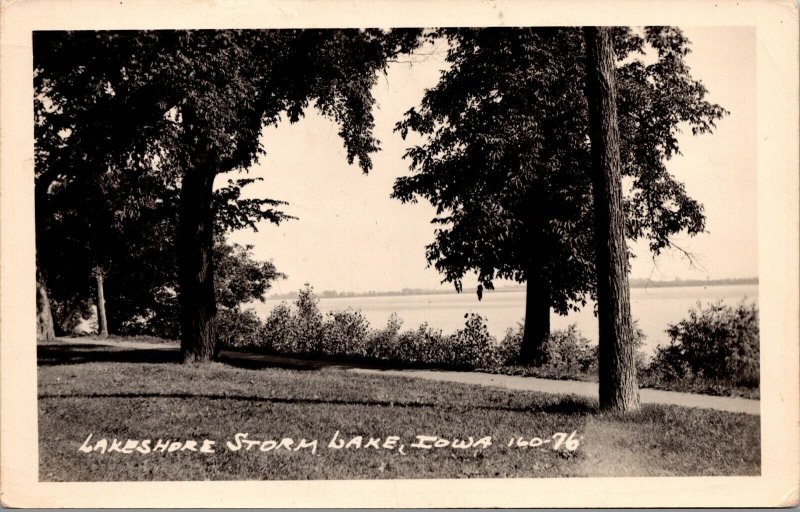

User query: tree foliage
[36,160,180,332]
[34,29,421,354]
[35,146,286,335]
[394,27,726,314]
[34,29,392,230]
[34,29,420,177]
[214,242,284,311]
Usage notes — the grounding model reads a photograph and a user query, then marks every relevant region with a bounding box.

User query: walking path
[42,337,760,415]
[351,368,760,415]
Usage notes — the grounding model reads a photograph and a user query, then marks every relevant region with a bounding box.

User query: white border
[1,0,797,507]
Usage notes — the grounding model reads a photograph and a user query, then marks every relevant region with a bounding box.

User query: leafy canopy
[34,29,421,232]
[34,29,421,181]
[394,27,726,314]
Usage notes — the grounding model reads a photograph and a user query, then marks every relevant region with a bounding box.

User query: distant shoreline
[268,277,758,301]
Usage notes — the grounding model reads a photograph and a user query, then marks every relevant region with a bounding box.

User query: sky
[228,26,757,295]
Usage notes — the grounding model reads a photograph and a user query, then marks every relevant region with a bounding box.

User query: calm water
[255,284,758,356]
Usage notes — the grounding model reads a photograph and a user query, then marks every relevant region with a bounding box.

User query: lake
[255,284,759,356]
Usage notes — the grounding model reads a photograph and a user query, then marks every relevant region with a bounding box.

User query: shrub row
[216,286,760,394]
[221,287,505,370]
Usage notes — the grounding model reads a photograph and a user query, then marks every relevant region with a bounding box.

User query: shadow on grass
[37,345,323,372]
[38,391,596,416]
[217,352,331,371]
[38,345,180,366]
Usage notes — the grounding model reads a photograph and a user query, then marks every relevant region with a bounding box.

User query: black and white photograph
[1,0,798,508]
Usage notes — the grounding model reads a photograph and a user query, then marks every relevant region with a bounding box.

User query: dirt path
[44,337,760,415]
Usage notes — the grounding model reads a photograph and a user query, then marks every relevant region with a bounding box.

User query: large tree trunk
[520,273,550,365]
[94,268,108,338]
[177,167,218,363]
[583,26,640,413]
[36,261,56,341]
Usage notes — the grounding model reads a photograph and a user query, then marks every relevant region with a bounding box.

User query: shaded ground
[38,339,760,481]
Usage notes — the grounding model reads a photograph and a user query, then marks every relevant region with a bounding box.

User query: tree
[34,29,420,361]
[34,31,184,337]
[583,26,639,412]
[115,238,285,340]
[34,131,183,337]
[36,260,56,340]
[93,266,109,337]
[214,241,284,311]
[36,150,287,338]
[393,27,725,363]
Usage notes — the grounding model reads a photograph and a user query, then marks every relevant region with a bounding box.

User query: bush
[291,285,325,354]
[647,301,759,389]
[116,288,180,340]
[261,285,325,355]
[498,324,594,373]
[541,325,597,374]
[215,308,263,349]
[367,313,403,360]
[497,321,647,379]
[450,314,502,368]
[322,309,371,357]
[496,325,524,366]
[367,314,499,370]
[53,298,99,336]
[631,321,649,373]
[261,301,292,352]
[392,323,448,366]
[218,286,660,385]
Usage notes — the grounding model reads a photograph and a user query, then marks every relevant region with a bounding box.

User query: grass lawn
[39,351,760,481]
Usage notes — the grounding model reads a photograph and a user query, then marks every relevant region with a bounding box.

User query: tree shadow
[37,344,323,372]
[217,351,329,371]
[38,343,420,373]
[37,390,597,416]
[538,396,598,415]
[38,344,181,365]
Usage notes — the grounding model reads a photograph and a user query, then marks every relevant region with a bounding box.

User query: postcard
[1,0,798,507]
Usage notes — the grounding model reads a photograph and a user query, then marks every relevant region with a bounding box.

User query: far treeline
[34,27,726,413]
[274,278,759,300]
